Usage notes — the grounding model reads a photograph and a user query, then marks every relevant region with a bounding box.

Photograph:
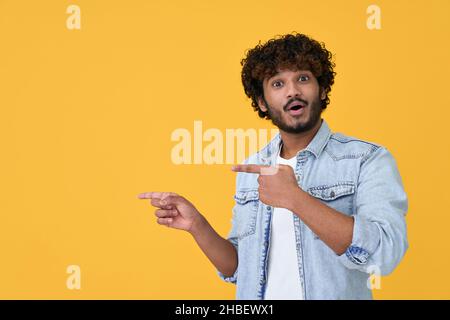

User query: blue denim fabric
[217,119,408,300]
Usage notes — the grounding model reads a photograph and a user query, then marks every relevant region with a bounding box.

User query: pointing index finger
[137,192,167,200]
[231,164,263,174]
[231,164,279,176]
[137,191,178,200]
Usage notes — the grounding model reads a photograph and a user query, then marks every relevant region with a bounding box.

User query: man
[138,33,408,300]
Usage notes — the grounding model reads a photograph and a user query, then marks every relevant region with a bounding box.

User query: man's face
[258,69,326,134]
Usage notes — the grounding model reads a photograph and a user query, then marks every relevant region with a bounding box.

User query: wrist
[286,186,306,212]
[189,213,207,237]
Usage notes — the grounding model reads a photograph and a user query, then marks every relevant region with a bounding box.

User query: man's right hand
[137,192,204,234]
[138,191,238,279]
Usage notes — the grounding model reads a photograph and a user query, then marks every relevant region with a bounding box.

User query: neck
[279,119,323,159]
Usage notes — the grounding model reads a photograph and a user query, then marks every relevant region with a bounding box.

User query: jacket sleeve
[217,166,245,284]
[336,146,409,276]
[216,229,239,284]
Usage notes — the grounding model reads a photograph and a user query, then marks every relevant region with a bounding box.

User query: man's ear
[320,88,327,101]
[257,96,268,112]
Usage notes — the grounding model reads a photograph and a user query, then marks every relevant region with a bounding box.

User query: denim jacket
[217,119,408,300]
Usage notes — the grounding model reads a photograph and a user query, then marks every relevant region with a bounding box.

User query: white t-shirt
[264,152,304,300]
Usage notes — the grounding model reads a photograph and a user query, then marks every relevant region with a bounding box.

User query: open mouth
[286,102,306,116]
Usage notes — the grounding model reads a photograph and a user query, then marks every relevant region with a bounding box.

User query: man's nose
[285,80,302,98]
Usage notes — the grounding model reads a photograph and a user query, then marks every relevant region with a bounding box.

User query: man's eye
[299,75,309,82]
[272,81,282,87]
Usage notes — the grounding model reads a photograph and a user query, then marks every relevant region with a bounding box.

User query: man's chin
[278,123,311,134]
[277,117,320,134]
[283,118,310,132]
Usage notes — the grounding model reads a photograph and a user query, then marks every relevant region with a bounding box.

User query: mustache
[284,98,308,111]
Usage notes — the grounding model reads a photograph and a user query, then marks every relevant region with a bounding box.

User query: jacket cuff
[217,268,238,284]
[217,239,238,284]
[337,214,381,270]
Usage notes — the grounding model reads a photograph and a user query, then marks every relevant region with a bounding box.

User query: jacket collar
[259,118,332,165]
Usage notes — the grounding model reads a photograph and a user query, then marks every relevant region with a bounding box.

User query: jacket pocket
[231,188,259,239]
[306,181,356,239]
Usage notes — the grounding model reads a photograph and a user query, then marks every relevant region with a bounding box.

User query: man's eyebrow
[268,70,312,80]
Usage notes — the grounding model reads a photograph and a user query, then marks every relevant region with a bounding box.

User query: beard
[263,95,323,134]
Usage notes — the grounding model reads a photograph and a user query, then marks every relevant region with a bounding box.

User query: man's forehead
[264,68,313,82]
[273,68,312,76]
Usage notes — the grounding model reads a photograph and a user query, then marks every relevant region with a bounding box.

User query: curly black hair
[241,32,336,119]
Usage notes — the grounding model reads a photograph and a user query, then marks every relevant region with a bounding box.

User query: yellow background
[0,0,449,299]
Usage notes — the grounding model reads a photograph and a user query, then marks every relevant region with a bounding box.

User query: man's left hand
[231,164,302,209]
